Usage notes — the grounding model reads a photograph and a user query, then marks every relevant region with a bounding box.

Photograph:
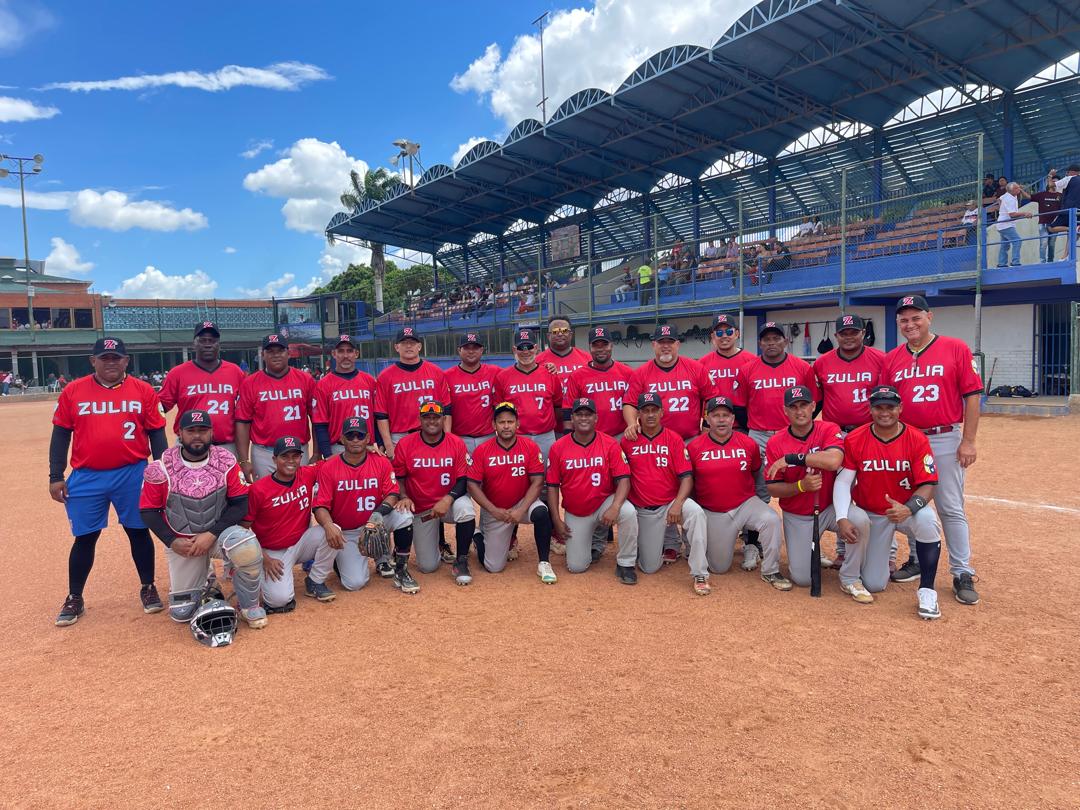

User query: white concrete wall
[763,305,889,360]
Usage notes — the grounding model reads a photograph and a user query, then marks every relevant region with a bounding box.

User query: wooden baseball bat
[986,356,998,391]
[810,488,822,597]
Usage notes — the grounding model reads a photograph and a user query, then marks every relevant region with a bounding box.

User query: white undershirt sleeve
[833,467,856,520]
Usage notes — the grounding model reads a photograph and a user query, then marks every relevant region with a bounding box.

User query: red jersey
[158,360,245,442]
[734,353,818,431]
[699,349,755,399]
[243,464,318,550]
[625,357,715,440]
[565,362,633,436]
[813,347,886,428]
[536,346,591,400]
[391,431,469,512]
[620,427,692,507]
[374,361,451,434]
[139,458,248,538]
[494,364,562,435]
[765,420,846,516]
[445,363,500,437]
[842,423,938,514]
[313,369,377,444]
[881,335,983,428]
[53,374,166,470]
[546,431,630,516]
[467,436,545,509]
[235,368,315,446]
[687,430,760,513]
[312,452,398,530]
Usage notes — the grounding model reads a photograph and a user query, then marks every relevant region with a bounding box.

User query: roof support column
[432,255,439,290]
[1002,90,1015,181]
[691,180,702,245]
[463,245,470,284]
[642,192,653,256]
[498,235,507,281]
[872,128,884,220]
[767,159,778,238]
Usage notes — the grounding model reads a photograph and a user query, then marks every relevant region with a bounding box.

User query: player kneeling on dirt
[241,436,338,613]
[467,402,556,583]
[687,397,791,591]
[832,385,944,620]
[764,385,873,603]
[139,409,268,630]
[311,417,417,593]
[547,398,638,582]
[392,401,477,585]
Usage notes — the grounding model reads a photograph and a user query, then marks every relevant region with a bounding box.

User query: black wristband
[49,474,64,483]
[375,502,393,517]
[905,495,927,515]
[784,453,807,466]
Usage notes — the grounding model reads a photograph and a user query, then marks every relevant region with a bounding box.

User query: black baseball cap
[514,328,537,349]
[652,324,679,341]
[868,385,902,405]
[711,313,739,331]
[178,409,211,429]
[570,397,596,413]
[262,333,289,350]
[895,295,930,313]
[758,321,785,338]
[194,320,220,337]
[493,401,518,417]
[588,326,612,344]
[273,436,304,456]
[395,327,422,343]
[92,336,128,357]
[835,314,866,332]
[783,385,814,406]
[459,332,484,347]
[637,392,662,409]
[334,334,358,348]
[705,395,735,413]
[341,416,367,437]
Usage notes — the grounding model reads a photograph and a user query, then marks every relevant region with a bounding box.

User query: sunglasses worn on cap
[419,402,444,415]
[714,328,736,337]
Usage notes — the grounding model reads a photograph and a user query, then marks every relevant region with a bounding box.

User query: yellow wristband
[796,479,804,493]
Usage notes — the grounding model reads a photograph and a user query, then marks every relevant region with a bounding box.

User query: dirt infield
[1,399,1076,808]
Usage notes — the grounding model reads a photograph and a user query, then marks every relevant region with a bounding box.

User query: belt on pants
[921,425,956,435]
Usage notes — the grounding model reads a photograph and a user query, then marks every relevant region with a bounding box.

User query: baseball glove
[357,523,391,559]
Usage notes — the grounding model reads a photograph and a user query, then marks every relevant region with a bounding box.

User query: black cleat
[56,594,85,626]
[615,565,638,585]
[953,573,980,605]
[264,598,297,615]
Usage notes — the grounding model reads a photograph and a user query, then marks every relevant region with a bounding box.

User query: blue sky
[0,0,754,298]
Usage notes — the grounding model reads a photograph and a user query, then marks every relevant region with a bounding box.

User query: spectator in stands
[614,276,635,303]
[812,215,824,235]
[657,258,675,286]
[994,181,1033,268]
[796,217,814,238]
[703,241,719,260]
[764,240,790,283]
[961,200,980,245]
[982,173,997,201]
[637,260,653,306]
[671,239,683,266]
[1050,164,1080,237]
[995,176,1008,198]
[1030,169,1064,262]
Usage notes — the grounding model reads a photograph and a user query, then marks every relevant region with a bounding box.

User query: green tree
[313,261,433,315]
[339,167,397,312]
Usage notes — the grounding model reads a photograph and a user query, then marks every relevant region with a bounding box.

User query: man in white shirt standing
[994,182,1032,268]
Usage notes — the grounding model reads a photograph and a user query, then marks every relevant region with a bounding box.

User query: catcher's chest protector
[152,446,234,536]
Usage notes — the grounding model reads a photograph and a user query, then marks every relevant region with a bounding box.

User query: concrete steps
[982,396,1069,417]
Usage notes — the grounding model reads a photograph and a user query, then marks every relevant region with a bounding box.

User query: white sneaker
[840,579,874,604]
[240,606,268,629]
[917,588,941,620]
[741,544,760,571]
[819,555,834,569]
[537,561,557,584]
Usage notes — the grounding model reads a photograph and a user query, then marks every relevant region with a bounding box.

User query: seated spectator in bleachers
[995,176,1008,198]
[1030,170,1063,262]
[764,240,790,282]
[994,181,1033,268]
[961,200,980,245]
[1050,164,1080,237]
[982,173,997,202]
[657,260,675,286]
[703,241,719,260]
[614,276,635,303]
[796,217,814,238]
[812,215,824,235]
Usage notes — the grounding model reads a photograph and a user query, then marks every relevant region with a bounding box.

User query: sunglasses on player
[419,402,445,415]
[549,327,572,335]
[714,328,736,337]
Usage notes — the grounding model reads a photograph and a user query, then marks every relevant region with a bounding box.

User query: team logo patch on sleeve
[465,453,473,466]
[971,358,979,375]
[923,454,936,475]
[620,451,629,463]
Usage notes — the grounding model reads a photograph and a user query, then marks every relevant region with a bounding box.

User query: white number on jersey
[356,495,376,512]
[205,399,230,415]
[439,472,451,486]
[122,421,136,440]
[668,396,690,412]
[590,471,602,487]
[911,384,940,403]
[852,388,868,404]
[283,404,301,421]
[511,466,525,477]
[535,396,546,410]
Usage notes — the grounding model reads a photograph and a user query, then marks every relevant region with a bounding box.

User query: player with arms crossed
[548,398,639,582]
[832,385,944,619]
[158,321,245,457]
[374,327,451,459]
[698,312,755,400]
[235,334,317,481]
[392,401,477,585]
[50,337,168,626]
[139,409,267,630]
[882,295,980,605]
[445,332,500,453]
[312,334,377,459]
[312,416,416,593]
[467,402,557,583]
[495,329,562,460]
[688,396,791,591]
[765,386,871,602]
[621,392,708,594]
[241,436,339,612]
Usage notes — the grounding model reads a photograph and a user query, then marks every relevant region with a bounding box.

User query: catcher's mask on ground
[190,599,237,648]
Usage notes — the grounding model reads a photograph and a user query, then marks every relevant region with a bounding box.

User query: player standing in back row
[495,328,562,460]
[445,332,500,453]
[312,334,377,458]
[374,327,451,458]
[881,295,981,605]
[536,316,590,421]
[564,326,633,437]
[698,312,755,400]
[158,321,245,457]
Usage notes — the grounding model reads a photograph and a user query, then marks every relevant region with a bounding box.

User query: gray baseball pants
[564,495,638,573]
[410,496,475,573]
[479,500,547,573]
[697,499,782,576]
[261,525,339,608]
[637,499,706,574]
[782,505,867,588]
[859,504,942,591]
[165,525,263,621]
[333,510,414,590]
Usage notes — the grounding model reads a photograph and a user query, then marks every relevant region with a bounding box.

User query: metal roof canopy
[326,0,1080,261]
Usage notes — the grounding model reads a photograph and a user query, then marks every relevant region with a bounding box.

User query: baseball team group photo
[3,1,1078,807]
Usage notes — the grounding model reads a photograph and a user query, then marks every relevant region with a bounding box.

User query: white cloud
[44,236,94,275]
[109,266,218,299]
[451,0,753,127]
[236,241,371,299]
[452,136,488,166]
[0,186,208,231]
[241,139,273,159]
[0,1,55,54]
[0,95,59,122]
[41,61,331,93]
[243,137,368,234]
[223,246,237,254]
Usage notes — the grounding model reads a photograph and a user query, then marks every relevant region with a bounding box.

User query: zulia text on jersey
[647,380,692,393]
[564,455,604,470]
[824,372,873,384]
[629,443,669,456]
[452,381,491,394]
[331,389,371,402]
[185,383,235,395]
[892,365,945,381]
[488,453,526,465]
[412,457,454,469]
[393,379,435,394]
[258,388,303,402]
[698,447,747,461]
[862,459,911,472]
[271,484,310,508]
[752,377,797,390]
[337,478,380,491]
[585,381,628,394]
[508,383,547,394]
[78,400,142,415]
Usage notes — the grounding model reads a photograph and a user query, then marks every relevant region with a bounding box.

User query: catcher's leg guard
[219,526,263,610]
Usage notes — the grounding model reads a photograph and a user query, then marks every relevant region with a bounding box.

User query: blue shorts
[65,461,148,536]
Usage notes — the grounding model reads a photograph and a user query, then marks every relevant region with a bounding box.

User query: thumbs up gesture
[884,494,911,524]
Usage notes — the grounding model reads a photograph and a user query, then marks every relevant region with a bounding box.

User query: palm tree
[340,167,397,313]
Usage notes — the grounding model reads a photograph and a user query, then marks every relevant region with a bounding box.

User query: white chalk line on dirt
[968,495,1080,515]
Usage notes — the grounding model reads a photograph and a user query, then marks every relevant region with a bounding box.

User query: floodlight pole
[534,12,550,122]
[1,153,44,381]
